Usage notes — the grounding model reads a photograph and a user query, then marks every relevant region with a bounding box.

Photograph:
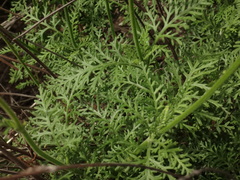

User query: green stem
[160,56,240,134]
[128,0,143,62]
[0,97,63,165]
[62,0,77,48]
[0,32,39,86]
[105,0,116,38]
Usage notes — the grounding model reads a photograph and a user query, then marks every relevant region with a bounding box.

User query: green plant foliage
[2,0,240,179]
[0,46,11,54]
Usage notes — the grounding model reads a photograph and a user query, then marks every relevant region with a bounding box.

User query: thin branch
[0,163,183,180]
[0,92,36,99]
[0,26,40,85]
[0,0,9,8]
[0,25,57,78]
[0,163,235,180]
[12,0,77,41]
[0,169,17,175]
[0,86,30,118]
[0,137,43,161]
[0,7,21,17]
[0,57,18,70]
[0,145,28,170]
[0,55,50,74]
[8,105,34,110]
[0,140,44,180]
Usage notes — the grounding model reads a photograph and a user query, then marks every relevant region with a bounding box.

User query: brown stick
[0,55,49,74]
[0,57,18,70]
[12,0,77,41]
[0,92,36,99]
[0,25,57,78]
[0,138,44,180]
[0,163,183,180]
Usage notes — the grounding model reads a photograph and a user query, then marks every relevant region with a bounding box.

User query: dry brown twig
[0,162,236,180]
[0,138,44,180]
[12,0,77,41]
[0,163,183,180]
[0,55,50,74]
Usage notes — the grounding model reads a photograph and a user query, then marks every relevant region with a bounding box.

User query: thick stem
[105,0,116,38]
[128,0,143,63]
[62,0,77,48]
[160,56,240,134]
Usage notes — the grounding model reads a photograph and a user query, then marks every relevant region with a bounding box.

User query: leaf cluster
[2,0,240,179]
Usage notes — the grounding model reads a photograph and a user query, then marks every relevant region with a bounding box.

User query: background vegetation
[0,0,240,179]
